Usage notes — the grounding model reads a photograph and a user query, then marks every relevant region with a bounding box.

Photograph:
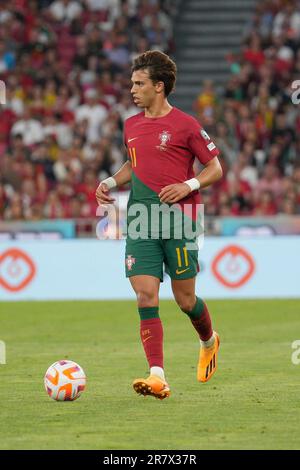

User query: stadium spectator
[0,39,16,73]
[11,109,45,146]
[194,80,218,121]
[75,88,108,143]
[253,189,278,215]
[49,0,83,24]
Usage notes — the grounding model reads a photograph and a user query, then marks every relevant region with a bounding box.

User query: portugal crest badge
[157,130,171,151]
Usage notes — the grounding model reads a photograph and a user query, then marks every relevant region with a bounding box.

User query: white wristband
[101,177,117,190]
[184,178,200,191]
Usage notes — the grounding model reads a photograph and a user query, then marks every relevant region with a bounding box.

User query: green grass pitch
[0,299,300,450]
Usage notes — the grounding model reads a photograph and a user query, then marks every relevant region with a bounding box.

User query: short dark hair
[131,50,177,97]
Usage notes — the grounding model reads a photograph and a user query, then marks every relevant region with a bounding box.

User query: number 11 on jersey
[128,147,137,167]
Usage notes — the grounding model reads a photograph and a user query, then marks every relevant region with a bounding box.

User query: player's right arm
[95,160,132,205]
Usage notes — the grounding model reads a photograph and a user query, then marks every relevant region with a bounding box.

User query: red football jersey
[124,107,220,220]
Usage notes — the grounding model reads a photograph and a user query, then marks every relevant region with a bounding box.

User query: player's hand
[159,183,192,203]
[95,182,116,205]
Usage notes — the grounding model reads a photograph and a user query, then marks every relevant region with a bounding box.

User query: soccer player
[96,51,223,400]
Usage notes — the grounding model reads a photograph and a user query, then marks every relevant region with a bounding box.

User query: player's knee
[175,295,196,314]
[136,290,158,308]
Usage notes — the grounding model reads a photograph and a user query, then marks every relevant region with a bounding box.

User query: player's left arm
[159,121,222,204]
[159,156,222,204]
[194,155,223,189]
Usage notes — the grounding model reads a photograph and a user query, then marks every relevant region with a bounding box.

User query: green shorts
[125,237,199,281]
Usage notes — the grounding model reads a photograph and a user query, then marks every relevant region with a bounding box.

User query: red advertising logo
[0,249,36,292]
[212,245,255,288]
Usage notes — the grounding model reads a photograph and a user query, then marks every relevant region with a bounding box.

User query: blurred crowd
[0,0,299,221]
[0,0,174,220]
[194,0,300,216]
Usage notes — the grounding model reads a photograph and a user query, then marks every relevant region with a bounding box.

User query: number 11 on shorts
[176,247,189,268]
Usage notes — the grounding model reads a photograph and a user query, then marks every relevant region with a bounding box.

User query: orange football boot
[197,332,220,382]
[133,375,171,400]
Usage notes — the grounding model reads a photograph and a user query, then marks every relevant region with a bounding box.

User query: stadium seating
[0,0,299,222]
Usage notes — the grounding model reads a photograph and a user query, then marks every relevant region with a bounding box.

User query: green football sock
[182,297,205,319]
[138,307,159,320]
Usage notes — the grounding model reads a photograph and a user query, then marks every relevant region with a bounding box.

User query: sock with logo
[181,297,214,343]
[138,307,164,370]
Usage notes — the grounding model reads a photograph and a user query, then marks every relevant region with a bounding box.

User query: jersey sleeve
[187,120,219,165]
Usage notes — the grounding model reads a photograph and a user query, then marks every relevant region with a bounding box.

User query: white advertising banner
[0,237,299,301]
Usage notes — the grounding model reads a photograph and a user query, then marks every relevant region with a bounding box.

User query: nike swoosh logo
[142,336,153,343]
[128,137,138,143]
[175,268,190,275]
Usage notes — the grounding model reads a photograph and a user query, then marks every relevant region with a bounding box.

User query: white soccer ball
[44,360,86,401]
